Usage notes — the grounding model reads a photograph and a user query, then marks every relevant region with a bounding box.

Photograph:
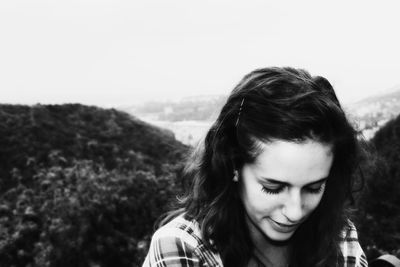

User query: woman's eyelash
[261,186,284,195]
[261,184,325,195]
[305,185,324,194]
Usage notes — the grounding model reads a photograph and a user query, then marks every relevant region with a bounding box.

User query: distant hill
[119,95,227,145]
[120,90,400,144]
[120,95,227,122]
[346,87,400,139]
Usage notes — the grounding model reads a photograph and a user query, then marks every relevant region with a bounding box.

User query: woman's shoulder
[152,214,204,248]
[143,215,223,266]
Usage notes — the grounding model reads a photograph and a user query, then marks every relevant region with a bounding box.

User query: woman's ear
[233,170,239,182]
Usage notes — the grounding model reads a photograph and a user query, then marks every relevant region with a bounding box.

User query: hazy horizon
[1,1,400,108]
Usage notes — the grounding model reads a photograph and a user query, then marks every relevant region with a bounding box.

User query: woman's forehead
[250,139,333,184]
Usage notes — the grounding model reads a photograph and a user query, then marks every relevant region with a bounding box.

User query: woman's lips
[268,218,300,233]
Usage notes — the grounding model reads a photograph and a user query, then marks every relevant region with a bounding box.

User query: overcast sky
[1,0,399,108]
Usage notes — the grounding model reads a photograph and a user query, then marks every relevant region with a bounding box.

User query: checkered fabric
[339,221,368,267]
[142,215,368,267]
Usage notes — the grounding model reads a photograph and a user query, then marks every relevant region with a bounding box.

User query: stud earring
[233,170,239,182]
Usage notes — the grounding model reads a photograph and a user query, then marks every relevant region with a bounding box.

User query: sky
[1,0,400,108]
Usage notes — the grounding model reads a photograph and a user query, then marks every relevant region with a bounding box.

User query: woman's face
[237,139,333,242]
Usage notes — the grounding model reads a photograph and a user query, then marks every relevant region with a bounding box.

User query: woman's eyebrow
[261,177,328,186]
[261,178,289,186]
[306,178,328,186]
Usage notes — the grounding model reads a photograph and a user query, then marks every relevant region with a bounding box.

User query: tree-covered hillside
[0,104,187,191]
[356,114,400,260]
[0,104,188,267]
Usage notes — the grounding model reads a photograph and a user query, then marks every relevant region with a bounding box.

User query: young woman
[142,67,368,267]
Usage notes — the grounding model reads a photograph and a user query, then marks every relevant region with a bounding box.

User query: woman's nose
[282,189,304,223]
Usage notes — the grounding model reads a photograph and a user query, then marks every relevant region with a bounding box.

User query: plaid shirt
[142,215,368,267]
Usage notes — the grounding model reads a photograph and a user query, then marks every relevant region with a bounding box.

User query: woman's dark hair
[161,67,362,267]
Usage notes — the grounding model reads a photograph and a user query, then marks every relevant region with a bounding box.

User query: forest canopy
[0,104,188,267]
[356,114,400,259]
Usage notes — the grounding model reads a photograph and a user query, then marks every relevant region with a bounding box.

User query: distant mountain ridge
[120,95,226,122]
[346,87,400,139]
[120,90,400,144]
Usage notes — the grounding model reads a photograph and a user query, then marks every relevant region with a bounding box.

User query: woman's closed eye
[261,183,326,195]
[261,185,285,195]
[305,183,325,193]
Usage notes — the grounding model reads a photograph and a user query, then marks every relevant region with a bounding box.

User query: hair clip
[235,98,245,127]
